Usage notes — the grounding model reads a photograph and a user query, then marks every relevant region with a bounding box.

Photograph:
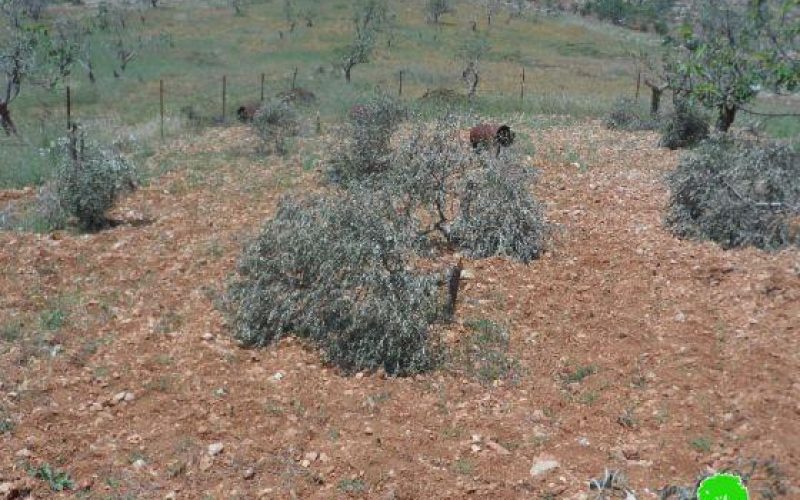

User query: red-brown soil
[1,123,798,499]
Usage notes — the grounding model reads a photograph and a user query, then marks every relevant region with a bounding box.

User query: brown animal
[469,123,515,157]
[237,103,260,122]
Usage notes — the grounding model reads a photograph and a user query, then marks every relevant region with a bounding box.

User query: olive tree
[426,0,454,24]
[666,0,799,132]
[337,0,391,83]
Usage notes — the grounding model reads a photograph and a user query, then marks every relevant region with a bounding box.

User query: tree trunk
[0,102,17,136]
[345,65,352,83]
[716,105,737,132]
[650,86,663,116]
[445,258,463,319]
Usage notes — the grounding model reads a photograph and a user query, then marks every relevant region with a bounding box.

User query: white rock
[674,311,686,322]
[270,371,285,382]
[208,442,224,456]
[124,392,135,402]
[530,457,559,477]
[133,459,146,469]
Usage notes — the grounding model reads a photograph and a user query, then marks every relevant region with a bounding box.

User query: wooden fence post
[222,75,227,123]
[635,70,641,101]
[399,70,403,96]
[292,67,298,90]
[66,85,71,129]
[159,79,165,140]
[260,73,265,102]
[520,66,525,101]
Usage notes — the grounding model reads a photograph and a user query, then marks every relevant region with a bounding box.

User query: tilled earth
[1,123,798,499]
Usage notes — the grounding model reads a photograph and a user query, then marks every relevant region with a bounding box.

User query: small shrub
[327,94,406,183]
[47,134,137,231]
[226,188,445,375]
[665,137,800,250]
[659,101,710,150]
[604,96,659,131]
[252,98,300,155]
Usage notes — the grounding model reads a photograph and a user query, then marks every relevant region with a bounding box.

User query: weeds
[28,463,74,492]
[451,318,521,385]
[338,478,367,493]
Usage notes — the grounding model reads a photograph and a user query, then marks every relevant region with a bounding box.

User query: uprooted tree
[665,136,799,249]
[228,111,546,374]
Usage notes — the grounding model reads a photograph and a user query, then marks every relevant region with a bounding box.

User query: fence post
[159,79,165,140]
[66,85,71,129]
[222,75,227,123]
[260,73,265,102]
[399,70,403,96]
[635,70,641,101]
[520,66,525,101]
[292,67,298,90]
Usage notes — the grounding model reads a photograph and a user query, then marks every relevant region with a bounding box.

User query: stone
[486,441,511,455]
[199,454,213,472]
[132,459,146,469]
[208,442,224,456]
[304,451,319,462]
[243,468,255,480]
[530,456,559,477]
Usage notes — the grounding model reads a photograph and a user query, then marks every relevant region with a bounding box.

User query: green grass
[338,478,367,493]
[690,436,712,453]
[451,458,474,476]
[28,463,75,492]
[454,318,521,385]
[562,364,598,384]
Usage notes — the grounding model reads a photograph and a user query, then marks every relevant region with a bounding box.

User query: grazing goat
[237,103,259,123]
[469,123,515,157]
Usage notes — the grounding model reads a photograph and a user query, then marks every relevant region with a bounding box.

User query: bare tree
[0,2,34,135]
[95,4,168,77]
[283,0,296,32]
[229,0,246,16]
[459,35,490,97]
[338,0,390,83]
[36,17,94,88]
[426,0,454,24]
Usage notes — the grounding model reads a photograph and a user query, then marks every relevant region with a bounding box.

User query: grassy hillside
[1,0,656,188]
[1,0,796,189]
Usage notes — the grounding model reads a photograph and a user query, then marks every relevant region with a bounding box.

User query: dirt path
[1,124,798,499]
